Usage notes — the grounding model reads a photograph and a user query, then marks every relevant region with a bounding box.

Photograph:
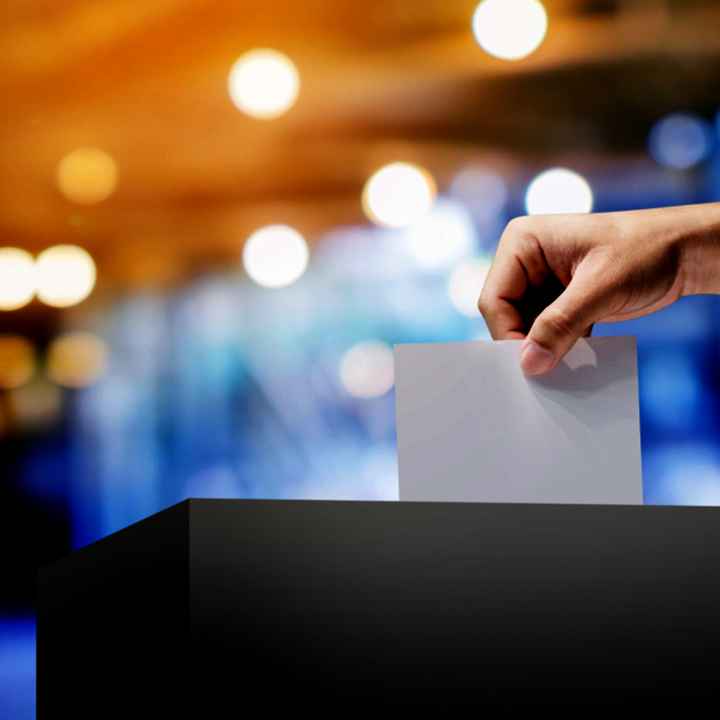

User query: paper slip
[394,336,642,505]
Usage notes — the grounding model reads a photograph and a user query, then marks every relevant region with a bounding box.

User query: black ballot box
[38,499,720,715]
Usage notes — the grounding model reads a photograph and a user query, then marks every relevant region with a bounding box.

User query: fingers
[479,217,614,375]
[478,219,549,340]
[520,260,614,376]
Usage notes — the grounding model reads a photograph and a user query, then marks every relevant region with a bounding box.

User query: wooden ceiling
[1,0,719,291]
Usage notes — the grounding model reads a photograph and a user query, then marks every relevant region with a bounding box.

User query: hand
[477,203,720,375]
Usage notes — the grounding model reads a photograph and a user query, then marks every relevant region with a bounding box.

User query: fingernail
[520,340,555,376]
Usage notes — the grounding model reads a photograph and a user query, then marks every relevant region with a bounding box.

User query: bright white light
[35,245,96,307]
[57,147,117,204]
[648,113,714,170]
[525,168,593,215]
[472,0,548,61]
[0,248,36,311]
[339,341,394,399]
[243,224,309,288]
[362,162,436,228]
[402,199,475,270]
[448,257,493,317]
[228,49,300,119]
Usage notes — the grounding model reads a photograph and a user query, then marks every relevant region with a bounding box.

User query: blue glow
[0,618,35,720]
[644,445,720,506]
[648,113,714,170]
[640,351,701,431]
[315,226,413,281]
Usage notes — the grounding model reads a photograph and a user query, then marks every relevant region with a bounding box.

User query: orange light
[57,148,117,204]
[0,335,36,389]
[47,332,108,388]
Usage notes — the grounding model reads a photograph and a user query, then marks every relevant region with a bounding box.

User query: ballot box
[38,499,720,715]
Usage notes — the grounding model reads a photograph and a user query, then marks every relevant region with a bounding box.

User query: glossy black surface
[38,499,720,714]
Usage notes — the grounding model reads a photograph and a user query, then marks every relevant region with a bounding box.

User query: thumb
[520,266,612,376]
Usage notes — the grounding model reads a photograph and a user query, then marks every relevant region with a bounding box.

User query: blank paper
[395,336,642,505]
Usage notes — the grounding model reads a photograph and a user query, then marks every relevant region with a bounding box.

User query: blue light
[0,618,35,720]
[640,350,701,431]
[648,112,714,170]
[644,445,720,506]
[315,226,412,281]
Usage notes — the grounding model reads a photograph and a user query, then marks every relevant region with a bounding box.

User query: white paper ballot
[395,336,642,505]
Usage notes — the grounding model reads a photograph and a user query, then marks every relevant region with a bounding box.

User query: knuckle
[507,215,531,233]
[504,215,533,241]
[541,306,576,338]
[517,230,542,261]
[501,215,541,256]
[477,292,490,315]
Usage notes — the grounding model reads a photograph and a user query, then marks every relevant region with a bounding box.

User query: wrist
[677,203,720,296]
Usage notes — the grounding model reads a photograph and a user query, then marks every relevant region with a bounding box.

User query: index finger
[477,223,549,339]
[477,250,527,339]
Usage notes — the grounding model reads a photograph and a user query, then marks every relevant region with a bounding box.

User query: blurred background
[2,0,720,715]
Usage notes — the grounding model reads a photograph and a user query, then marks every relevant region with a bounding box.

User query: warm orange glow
[57,147,118,204]
[0,335,36,389]
[47,332,108,388]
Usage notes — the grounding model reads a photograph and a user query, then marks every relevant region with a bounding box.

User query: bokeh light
[8,379,62,430]
[449,167,508,224]
[57,147,117,204]
[448,257,493,317]
[525,167,593,215]
[641,351,700,431]
[35,245,97,307]
[648,113,714,170]
[362,162,436,228]
[0,248,36,311]
[47,332,108,389]
[243,224,309,288]
[339,341,394,399]
[0,336,36,389]
[472,0,548,61]
[402,199,475,270]
[645,446,720,506]
[315,226,412,281]
[228,49,300,119]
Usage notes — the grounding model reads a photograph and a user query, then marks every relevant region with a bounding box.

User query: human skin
[477,202,720,375]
